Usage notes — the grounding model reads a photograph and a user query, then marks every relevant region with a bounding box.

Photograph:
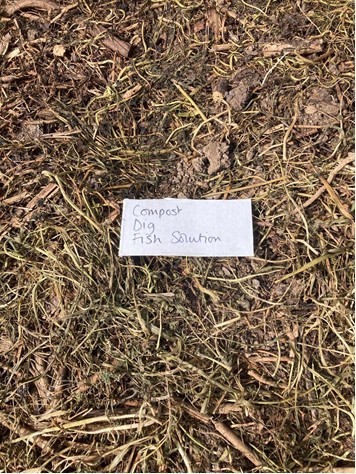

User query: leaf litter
[0,0,354,472]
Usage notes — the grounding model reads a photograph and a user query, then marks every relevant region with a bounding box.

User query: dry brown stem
[5,0,59,15]
[303,153,355,208]
[0,412,53,454]
[212,419,262,467]
[175,400,262,467]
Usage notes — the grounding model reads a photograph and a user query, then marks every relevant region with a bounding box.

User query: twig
[212,419,262,467]
[2,191,29,205]
[303,153,354,208]
[262,38,323,58]
[317,174,354,223]
[248,369,288,390]
[23,182,58,222]
[174,399,262,467]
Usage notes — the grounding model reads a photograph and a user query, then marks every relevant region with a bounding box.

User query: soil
[203,140,230,175]
[299,87,341,127]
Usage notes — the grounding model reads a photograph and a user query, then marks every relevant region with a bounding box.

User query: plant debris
[202,140,231,175]
[299,87,340,127]
[4,0,60,16]
[262,37,324,57]
[88,25,131,57]
[0,0,354,472]
[212,67,260,111]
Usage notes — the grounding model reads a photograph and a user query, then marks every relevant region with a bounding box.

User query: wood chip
[2,190,29,205]
[262,38,323,58]
[53,44,65,57]
[193,19,205,33]
[207,7,221,40]
[212,43,235,52]
[0,33,11,56]
[122,84,142,101]
[217,403,243,414]
[23,182,58,222]
[89,25,131,58]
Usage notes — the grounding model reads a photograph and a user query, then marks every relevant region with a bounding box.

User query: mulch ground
[0,1,354,472]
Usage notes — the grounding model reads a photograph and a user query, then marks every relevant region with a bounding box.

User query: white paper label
[119,199,254,257]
